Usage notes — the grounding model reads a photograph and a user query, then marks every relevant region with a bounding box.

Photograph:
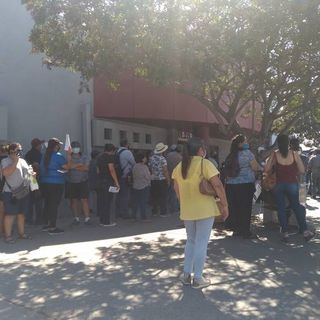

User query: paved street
[0,198,319,320]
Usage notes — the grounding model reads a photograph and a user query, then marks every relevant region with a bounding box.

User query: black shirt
[96,153,115,183]
[25,148,42,166]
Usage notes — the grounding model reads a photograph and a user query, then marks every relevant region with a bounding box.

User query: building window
[133,132,140,143]
[119,130,127,141]
[104,128,112,140]
[145,134,152,144]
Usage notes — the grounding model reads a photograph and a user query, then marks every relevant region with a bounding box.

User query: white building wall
[0,0,92,152]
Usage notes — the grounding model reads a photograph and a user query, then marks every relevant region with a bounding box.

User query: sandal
[4,237,16,244]
[18,234,32,240]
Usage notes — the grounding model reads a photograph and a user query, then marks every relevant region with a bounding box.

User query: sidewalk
[0,198,319,320]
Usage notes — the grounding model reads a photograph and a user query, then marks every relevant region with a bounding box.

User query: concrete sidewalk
[0,199,319,320]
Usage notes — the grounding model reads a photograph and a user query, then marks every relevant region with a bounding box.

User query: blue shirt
[226,150,255,184]
[117,148,136,178]
[40,152,67,184]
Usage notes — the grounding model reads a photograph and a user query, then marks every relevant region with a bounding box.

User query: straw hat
[154,142,168,154]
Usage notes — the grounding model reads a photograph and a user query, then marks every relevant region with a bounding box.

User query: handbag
[199,159,223,215]
[262,169,276,191]
[262,152,277,191]
[5,166,30,200]
[199,159,217,197]
[6,179,30,200]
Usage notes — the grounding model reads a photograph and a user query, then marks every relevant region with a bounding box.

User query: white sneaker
[192,277,211,289]
[100,223,117,227]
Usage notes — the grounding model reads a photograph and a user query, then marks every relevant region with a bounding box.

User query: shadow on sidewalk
[0,221,319,320]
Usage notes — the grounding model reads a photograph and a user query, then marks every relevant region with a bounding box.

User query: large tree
[22,0,320,143]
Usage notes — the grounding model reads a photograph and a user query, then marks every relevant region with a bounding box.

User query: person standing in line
[132,152,151,221]
[65,141,92,225]
[96,144,120,227]
[115,140,135,219]
[88,150,100,216]
[166,144,182,214]
[0,144,9,238]
[25,138,44,225]
[149,143,170,217]
[172,137,229,289]
[308,149,320,199]
[40,138,73,235]
[1,143,33,243]
[224,134,261,239]
[265,134,315,242]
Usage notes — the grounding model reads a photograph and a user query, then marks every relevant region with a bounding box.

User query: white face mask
[72,147,80,154]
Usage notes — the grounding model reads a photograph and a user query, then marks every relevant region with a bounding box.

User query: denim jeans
[132,187,150,219]
[167,183,179,213]
[26,191,43,224]
[116,178,131,218]
[273,183,307,233]
[184,217,214,279]
[151,180,168,216]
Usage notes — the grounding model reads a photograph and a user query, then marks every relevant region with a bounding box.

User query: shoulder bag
[262,152,277,191]
[199,159,223,215]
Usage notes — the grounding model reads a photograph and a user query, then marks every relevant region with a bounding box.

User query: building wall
[92,119,168,151]
[0,0,92,151]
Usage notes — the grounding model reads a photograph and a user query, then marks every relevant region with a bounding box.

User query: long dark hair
[225,134,245,177]
[277,134,289,158]
[44,139,60,173]
[181,137,204,179]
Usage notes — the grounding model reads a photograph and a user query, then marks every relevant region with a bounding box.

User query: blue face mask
[242,143,250,150]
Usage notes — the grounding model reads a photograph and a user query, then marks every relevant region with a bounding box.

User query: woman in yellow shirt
[172,137,228,289]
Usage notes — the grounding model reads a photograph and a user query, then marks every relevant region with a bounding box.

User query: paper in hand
[108,186,120,193]
[64,134,71,151]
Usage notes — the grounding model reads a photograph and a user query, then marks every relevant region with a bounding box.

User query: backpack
[114,148,127,178]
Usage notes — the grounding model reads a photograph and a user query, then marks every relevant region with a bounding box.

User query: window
[119,130,127,141]
[104,128,112,140]
[145,134,152,144]
[133,132,140,143]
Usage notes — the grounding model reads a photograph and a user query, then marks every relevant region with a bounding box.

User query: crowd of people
[0,133,317,288]
[0,138,184,240]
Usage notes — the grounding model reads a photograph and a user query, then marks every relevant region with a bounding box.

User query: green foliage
[22,0,320,142]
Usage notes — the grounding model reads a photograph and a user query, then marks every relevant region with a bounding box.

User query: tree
[22,0,320,143]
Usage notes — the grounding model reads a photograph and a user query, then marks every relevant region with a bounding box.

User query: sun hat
[154,142,168,154]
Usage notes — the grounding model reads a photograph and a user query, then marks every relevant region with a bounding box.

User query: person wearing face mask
[40,138,73,235]
[224,134,261,239]
[1,143,32,243]
[65,141,91,225]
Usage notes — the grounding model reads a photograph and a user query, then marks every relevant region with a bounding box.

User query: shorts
[65,181,89,200]
[2,192,30,216]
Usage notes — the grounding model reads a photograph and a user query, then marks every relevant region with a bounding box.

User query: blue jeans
[168,183,179,213]
[132,187,150,219]
[116,178,131,218]
[273,183,307,233]
[184,217,214,279]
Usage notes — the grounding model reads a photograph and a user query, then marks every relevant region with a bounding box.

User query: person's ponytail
[181,137,204,179]
[181,145,192,179]
[44,139,59,173]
